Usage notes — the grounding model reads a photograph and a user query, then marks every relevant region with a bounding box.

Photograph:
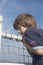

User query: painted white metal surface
[0,63,25,65]
[0,15,3,51]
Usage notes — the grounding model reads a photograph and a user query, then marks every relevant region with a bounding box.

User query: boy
[13,13,43,65]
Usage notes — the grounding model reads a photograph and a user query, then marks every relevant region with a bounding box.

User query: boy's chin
[19,32,23,35]
[18,32,22,35]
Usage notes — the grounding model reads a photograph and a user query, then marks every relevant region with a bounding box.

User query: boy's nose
[18,30,21,34]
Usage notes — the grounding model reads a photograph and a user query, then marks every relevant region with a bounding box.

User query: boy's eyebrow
[16,26,20,30]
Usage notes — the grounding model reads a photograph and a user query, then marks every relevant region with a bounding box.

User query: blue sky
[0,0,43,34]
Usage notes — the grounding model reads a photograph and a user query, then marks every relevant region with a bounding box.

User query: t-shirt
[23,27,43,65]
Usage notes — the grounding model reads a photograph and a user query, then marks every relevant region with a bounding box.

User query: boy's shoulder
[24,27,43,35]
[23,27,43,42]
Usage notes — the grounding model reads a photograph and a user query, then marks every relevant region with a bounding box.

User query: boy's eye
[18,27,20,30]
[18,26,21,30]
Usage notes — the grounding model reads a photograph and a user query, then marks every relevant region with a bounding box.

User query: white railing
[0,32,22,42]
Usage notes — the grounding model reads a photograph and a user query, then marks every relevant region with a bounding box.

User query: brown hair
[13,13,36,30]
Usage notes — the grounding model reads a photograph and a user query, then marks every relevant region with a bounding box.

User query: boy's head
[13,13,37,34]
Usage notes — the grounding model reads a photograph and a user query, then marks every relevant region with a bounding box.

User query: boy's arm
[22,29,43,56]
[23,39,43,56]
